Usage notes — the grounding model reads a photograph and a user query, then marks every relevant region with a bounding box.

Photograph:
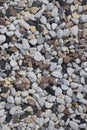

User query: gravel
[0,0,87,130]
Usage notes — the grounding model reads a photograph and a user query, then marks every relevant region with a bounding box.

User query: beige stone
[28,34,35,40]
[43,27,49,35]
[30,7,39,14]
[72,12,80,19]
[24,117,34,124]
[30,26,36,33]
[24,12,31,21]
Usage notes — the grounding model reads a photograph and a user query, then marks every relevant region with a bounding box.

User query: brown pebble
[54,124,60,129]
[24,117,34,124]
[9,47,19,53]
[36,109,42,117]
[13,117,20,124]
[41,76,49,83]
[0,18,6,25]
[64,56,71,63]
[28,98,36,107]
[49,76,56,85]
[0,81,4,87]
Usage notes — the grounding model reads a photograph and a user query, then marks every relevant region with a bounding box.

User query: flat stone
[0,35,6,44]
[69,121,78,130]
[27,71,37,82]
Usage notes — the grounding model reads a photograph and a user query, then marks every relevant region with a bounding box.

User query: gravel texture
[0,0,87,130]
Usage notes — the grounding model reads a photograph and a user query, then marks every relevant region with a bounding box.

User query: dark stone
[57,0,65,6]
[45,86,55,96]
[61,62,67,73]
[6,112,12,122]
[51,57,58,62]
[4,69,11,76]
[51,103,58,113]
[1,87,9,93]
[20,111,30,119]
[82,0,87,5]
[32,1,43,7]
[84,76,87,84]
[0,59,6,70]
[0,11,4,17]
[27,20,43,33]
[33,106,38,113]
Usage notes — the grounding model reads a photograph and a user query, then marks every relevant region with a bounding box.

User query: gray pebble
[27,71,37,82]
[0,35,6,44]
[7,96,14,104]
[22,38,30,50]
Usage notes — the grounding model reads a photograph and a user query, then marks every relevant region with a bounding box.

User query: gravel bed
[0,0,87,130]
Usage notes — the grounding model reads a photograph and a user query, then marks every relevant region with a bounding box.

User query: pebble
[34,51,45,61]
[45,102,53,108]
[29,39,37,46]
[52,23,57,30]
[69,121,79,130]
[37,35,45,44]
[7,96,14,104]
[40,16,47,25]
[58,105,65,113]
[10,60,17,67]
[0,35,6,44]
[19,19,30,30]
[27,71,37,82]
[2,125,10,130]
[51,7,58,17]
[55,87,62,96]
[70,25,78,36]
[0,102,5,109]
[57,29,63,39]
[52,70,63,78]
[21,91,28,97]
[0,109,4,116]
[81,14,87,23]
[15,97,21,105]
[22,38,30,50]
